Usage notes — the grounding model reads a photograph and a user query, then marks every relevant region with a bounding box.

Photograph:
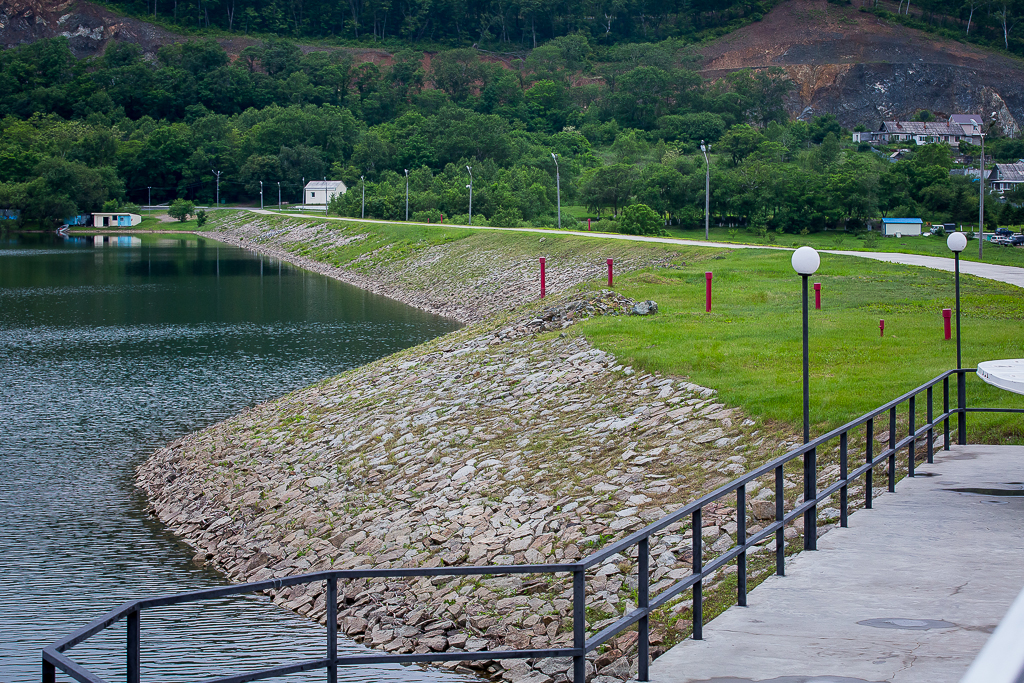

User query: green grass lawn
[579,247,1024,445]
[663,225,1024,267]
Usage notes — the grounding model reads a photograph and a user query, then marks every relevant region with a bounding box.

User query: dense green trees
[1,33,1019,229]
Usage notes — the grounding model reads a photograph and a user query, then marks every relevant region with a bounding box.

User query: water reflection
[0,233,465,683]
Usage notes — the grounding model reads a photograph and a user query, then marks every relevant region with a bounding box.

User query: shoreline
[135,212,806,683]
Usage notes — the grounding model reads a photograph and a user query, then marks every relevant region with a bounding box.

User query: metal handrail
[43,368,1023,683]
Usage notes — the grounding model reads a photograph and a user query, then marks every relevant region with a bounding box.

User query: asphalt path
[249,210,1024,290]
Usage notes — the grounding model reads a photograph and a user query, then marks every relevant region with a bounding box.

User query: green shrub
[168,199,195,222]
[618,203,663,236]
[411,208,443,223]
[195,209,207,228]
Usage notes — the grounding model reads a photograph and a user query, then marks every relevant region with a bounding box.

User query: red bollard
[943,308,952,340]
[440,214,444,224]
[540,257,546,298]
[588,218,592,231]
[814,282,821,310]
[705,272,713,312]
[879,319,885,337]
[607,258,613,287]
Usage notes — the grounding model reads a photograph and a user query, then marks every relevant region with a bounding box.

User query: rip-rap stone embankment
[139,290,803,683]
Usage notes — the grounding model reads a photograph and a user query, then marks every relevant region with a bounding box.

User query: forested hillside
[2,0,1023,231]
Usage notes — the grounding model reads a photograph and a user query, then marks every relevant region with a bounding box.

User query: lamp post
[301,177,305,209]
[792,245,820,552]
[405,169,409,221]
[323,176,328,215]
[947,231,967,445]
[360,175,365,219]
[212,170,221,207]
[259,180,263,210]
[977,111,997,259]
[147,186,152,210]
[551,153,561,230]
[277,181,281,211]
[466,166,473,224]
[700,140,710,240]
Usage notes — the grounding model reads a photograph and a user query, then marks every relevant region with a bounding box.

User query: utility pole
[260,180,263,210]
[978,112,997,259]
[551,153,561,229]
[212,170,221,208]
[147,186,152,210]
[466,166,473,224]
[301,177,305,209]
[324,177,328,214]
[361,175,365,218]
[701,140,711,240]
[277,181,281,210]
[405,169,409,221]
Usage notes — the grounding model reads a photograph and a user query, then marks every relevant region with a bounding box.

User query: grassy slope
[579,247,1024,444]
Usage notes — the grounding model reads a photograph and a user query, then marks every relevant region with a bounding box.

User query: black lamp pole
[955,251,966,445]
[802,273,810,445]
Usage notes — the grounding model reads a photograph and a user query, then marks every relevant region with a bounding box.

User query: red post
[943,308,952,340]
[588,218,592,231]
[705,272,713,312]
[440,214,444,223]
[814,282,821,310]
[540,257,546,298]
[879,319,885,337]
[607,258,613,287]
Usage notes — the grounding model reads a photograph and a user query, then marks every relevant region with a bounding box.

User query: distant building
[92,212,141,227]
[881,218,923,236]
[988,162,1024,194]
[304,180,347,207]
[854,115,983,146]
[0,209,19,220]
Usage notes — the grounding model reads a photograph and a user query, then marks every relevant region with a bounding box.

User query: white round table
[977,359,1024,396]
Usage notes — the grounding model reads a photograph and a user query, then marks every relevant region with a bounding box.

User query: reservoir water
[0,233,466,683]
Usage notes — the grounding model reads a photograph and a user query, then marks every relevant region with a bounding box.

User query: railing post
[908,395,916,477]
[638,537,649,681]
[43,659,55,683]
[774,466,785,576]
[803,446,817,551]
[573,568,585,683]
[327,577,338,683]
[927,386,934,464]
[865,419,873,509]
[888,407,897,493]
[737,485,747,606]
[943,376,950,450]
[957,369,967,445]
[127,609,140,683]
[692,508,703,640]
[839,432,848,527]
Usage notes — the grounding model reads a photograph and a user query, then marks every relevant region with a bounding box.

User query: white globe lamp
[946,232,967,253]
[792,246,820,276]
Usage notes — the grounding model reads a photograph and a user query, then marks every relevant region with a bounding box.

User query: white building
[304,180,347,207]
[92,212,142,227]
[881,217,923,236]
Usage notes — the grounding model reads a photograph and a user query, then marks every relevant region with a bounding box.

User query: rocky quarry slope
[702,0,1024,132]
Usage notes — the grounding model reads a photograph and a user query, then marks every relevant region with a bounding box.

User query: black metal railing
[43,368,1022,683]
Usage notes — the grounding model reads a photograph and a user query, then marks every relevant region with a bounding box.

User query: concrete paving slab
[648,445,1024,683]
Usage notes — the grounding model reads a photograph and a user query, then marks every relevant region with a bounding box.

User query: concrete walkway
[248,210,1024,290]
[648,444,1024,683]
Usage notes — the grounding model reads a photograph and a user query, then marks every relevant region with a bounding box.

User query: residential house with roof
[304,180,347,207]
[988,162,1024,194]
[854,115,984,146]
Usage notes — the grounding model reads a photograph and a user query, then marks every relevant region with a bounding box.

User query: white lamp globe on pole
[792,246,820,276]
[946,232,967,253]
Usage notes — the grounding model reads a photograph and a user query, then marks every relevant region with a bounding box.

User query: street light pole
[792,246,820,551]
[147,186,152,210]
[551,153,561,230]
[361,176,365,218]
[466,166,473,224]
[260,180,263,210]
[405,169,409,221]
[947,232,967,444]
[324,176,328,215]
[700,141,710,240]
[979,131,986,259]
[212,170,221,208]
[301,177,305,209]
[277,181,281,211]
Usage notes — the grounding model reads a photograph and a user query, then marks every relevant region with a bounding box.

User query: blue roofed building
[881,218,923,236]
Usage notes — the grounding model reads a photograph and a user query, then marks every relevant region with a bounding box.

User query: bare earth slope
[702,0,1024,132]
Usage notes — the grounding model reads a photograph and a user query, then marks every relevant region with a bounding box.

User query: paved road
[649,444,1024,683]
[249,210,1024,290]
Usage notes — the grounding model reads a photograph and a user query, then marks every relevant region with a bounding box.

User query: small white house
[304,180,347,207]
[881,217,923,236]
[92,212,142,227]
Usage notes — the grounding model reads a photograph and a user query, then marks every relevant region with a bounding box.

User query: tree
[719,125,763,165]
[580,164,636,216]
[168,198,195,221]
[619,203,662,235]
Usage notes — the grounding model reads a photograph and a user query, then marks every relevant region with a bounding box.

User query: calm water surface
[0,233,466,683]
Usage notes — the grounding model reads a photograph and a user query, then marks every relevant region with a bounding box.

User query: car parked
[1010,234,1024,246]
[993,227,1014,237]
